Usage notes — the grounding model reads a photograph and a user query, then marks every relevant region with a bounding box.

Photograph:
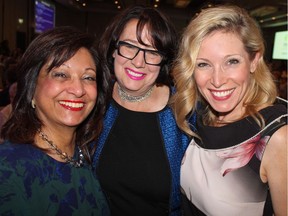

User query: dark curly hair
[1,26,111,163]
[98,5,178,86]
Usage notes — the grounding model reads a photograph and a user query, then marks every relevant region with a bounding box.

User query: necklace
[117,84,154,102]
[38,130,84,168]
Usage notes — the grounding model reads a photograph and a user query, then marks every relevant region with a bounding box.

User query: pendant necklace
[38,130,84,168]
[117,84,154,102]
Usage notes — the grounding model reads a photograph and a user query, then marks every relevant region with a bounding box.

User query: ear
[250,52,261,73]
[112,49,116,58]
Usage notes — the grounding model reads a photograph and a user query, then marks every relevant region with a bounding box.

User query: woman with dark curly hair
[0,26,110,215]
[92,5,195,216]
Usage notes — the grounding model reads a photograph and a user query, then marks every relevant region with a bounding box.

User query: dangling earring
[31,99,36,109]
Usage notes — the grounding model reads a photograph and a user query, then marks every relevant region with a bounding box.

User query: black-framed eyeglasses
[116,41,164,66]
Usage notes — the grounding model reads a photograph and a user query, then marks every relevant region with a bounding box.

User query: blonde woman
[172,5,287,216]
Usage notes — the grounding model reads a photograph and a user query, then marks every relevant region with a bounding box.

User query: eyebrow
[196,58,209,61]
[122,39,155,50]
[61,63,96,72]
[85,67,96,72]
[197,54,243,60]
[62,63,71,68]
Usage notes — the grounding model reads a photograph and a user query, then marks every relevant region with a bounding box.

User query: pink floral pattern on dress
[216,134,270,176]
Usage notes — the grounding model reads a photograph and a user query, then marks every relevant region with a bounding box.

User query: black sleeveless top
[97,100,171,216]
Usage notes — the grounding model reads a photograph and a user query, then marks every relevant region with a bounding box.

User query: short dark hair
[98,5,177,86]
[1,26,111,163]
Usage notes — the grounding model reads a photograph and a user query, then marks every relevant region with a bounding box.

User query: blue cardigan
[92,101,196,216]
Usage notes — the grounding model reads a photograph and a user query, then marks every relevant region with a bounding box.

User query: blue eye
[228,59,239,65]
[197,62,210,68]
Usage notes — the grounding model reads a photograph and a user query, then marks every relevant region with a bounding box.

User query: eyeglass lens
[117,41,163,65]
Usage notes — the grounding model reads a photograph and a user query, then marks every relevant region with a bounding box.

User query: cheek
[114,55,128,74]
[194,71,208,88]
[88,86,98,102]
[144,64,161,79]
[114,55,127,65]
[148,65,161,74]
[85,86,97,114]
[34,80,59,100]
[232,67,251,85]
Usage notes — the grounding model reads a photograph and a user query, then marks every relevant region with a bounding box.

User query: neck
[36,129,84,167]
[117,83,154,103]
[36,127,76,156]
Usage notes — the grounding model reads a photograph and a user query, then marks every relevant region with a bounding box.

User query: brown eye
[83,76,96,82]
[52,72,67,78]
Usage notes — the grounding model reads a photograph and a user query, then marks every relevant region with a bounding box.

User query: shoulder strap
[262,114,287,137]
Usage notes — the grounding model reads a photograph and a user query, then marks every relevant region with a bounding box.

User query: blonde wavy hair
[171,5,277,137]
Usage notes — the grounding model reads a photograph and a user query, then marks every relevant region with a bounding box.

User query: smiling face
[33,48,97,130]
[113,19,161,96]
[194,31,259,121]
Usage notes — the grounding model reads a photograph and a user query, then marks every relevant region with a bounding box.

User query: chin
[61,120,84,127]
[210,104,235,114]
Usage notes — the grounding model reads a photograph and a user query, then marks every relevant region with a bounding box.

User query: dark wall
[0,0,286,62]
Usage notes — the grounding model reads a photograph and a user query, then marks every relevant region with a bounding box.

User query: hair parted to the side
[1,26,111,163]
[171,4,277,137]
[98,4,178,87]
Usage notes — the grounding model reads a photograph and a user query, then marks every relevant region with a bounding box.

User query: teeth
[211,89,234,97]
[59,101,84,108]
[127,69,143,77]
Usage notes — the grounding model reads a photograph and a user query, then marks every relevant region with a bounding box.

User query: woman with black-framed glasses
[91,4,196,216]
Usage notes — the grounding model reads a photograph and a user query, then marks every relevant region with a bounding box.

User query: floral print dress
[181,103,287,216]
[0,142,110,216]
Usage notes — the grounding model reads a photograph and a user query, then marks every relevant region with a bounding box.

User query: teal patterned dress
[0,141,110,216]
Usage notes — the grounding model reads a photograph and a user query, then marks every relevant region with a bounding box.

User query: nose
[211,65,226,88]
[67,78,86,97]
[131,50,145,68]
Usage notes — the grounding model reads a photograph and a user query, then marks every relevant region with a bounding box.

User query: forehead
[38,48,96,79]
[120,19,153,45]
[198,31,246,58]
